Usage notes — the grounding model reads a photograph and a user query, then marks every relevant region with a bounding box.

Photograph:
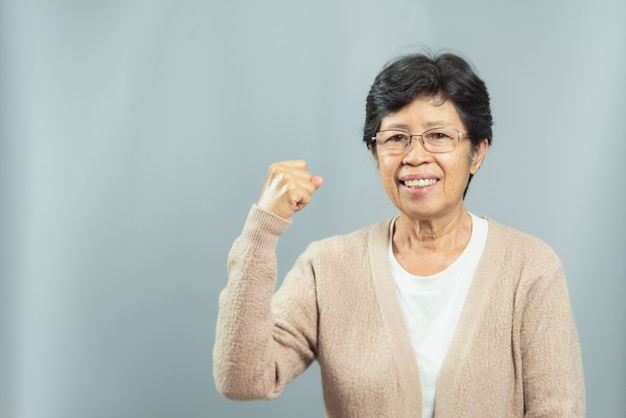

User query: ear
[469,139,489,175]
[368,143,380,167]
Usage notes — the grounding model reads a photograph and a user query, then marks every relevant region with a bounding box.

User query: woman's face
[372,96,488,222]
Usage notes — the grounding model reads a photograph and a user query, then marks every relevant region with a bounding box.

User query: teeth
[404,178,437,188]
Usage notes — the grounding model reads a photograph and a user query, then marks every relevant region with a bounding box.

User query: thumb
[311,175,324,190]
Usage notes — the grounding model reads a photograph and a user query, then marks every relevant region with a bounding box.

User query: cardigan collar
[366,216,505,413]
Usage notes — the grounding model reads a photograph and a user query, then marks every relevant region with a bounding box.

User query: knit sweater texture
[213,205,585,417]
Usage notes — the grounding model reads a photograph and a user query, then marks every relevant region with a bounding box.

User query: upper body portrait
[213,51,585,417]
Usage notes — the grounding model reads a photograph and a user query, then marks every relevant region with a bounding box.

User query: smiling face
[371,96,488,222]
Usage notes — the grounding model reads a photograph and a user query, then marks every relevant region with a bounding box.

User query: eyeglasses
[372,127,470,154]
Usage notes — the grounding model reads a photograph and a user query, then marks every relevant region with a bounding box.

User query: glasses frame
[371,127,471,154]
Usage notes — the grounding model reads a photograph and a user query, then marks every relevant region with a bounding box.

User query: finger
[272,164,319,196]
[258,161,322,218]
[281,159,307,168]
[291,176,324,213]
[310,175,324,190]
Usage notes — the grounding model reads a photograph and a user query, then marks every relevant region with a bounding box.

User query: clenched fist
[257,160,324,219]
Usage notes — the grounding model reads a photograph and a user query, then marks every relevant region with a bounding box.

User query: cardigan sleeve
[519,262,585,417]
[213,205,319,400]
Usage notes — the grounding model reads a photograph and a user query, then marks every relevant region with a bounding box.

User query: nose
[403,135,430,164]
[407,135,424,151]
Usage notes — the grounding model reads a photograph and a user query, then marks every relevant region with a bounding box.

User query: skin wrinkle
[371,96,488,276]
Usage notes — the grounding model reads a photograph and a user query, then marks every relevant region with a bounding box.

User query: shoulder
[483,217,563,275]
[304,218,391,259]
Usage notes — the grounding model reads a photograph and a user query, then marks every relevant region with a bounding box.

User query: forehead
[380,96,463,130]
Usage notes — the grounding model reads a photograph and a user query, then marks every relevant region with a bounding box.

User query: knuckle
[268,163,281,175]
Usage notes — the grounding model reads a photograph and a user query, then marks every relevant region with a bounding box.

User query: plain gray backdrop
[1,0,625,417]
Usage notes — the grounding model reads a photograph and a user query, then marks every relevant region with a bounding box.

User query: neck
[393,208,472,254]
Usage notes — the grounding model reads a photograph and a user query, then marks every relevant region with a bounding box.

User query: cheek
[377,158,399,189]
[439,154,470,181]
[383,163,400,182]
[447,157,472,189]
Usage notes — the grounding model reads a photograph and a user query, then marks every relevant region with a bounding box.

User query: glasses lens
[376,131,410,153]
[422,128,458,152]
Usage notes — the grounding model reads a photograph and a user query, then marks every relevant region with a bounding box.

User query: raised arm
[213,161,323,400]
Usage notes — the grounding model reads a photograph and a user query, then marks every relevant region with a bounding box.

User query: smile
[403,178,438,188]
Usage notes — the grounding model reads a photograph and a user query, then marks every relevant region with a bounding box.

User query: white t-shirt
[389,214,488,418]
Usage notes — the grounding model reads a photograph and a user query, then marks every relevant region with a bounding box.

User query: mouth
[401,178,439,189]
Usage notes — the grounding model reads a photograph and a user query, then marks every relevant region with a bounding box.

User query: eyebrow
[380,123,410,131]
[380,120,452,131]
[423,120,451,128]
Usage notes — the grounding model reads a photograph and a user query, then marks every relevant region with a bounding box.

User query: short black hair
[363,51,493,196]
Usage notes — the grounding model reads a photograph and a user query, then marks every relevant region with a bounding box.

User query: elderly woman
[213,52,585,417]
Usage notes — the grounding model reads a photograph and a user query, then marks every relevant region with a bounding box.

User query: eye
[383,132,410,144]
[425,129,455,142]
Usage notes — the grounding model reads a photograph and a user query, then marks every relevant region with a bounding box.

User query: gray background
[1,0,624,417]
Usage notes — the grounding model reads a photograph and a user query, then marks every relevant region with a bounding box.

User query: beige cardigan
[214,206,585,417]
